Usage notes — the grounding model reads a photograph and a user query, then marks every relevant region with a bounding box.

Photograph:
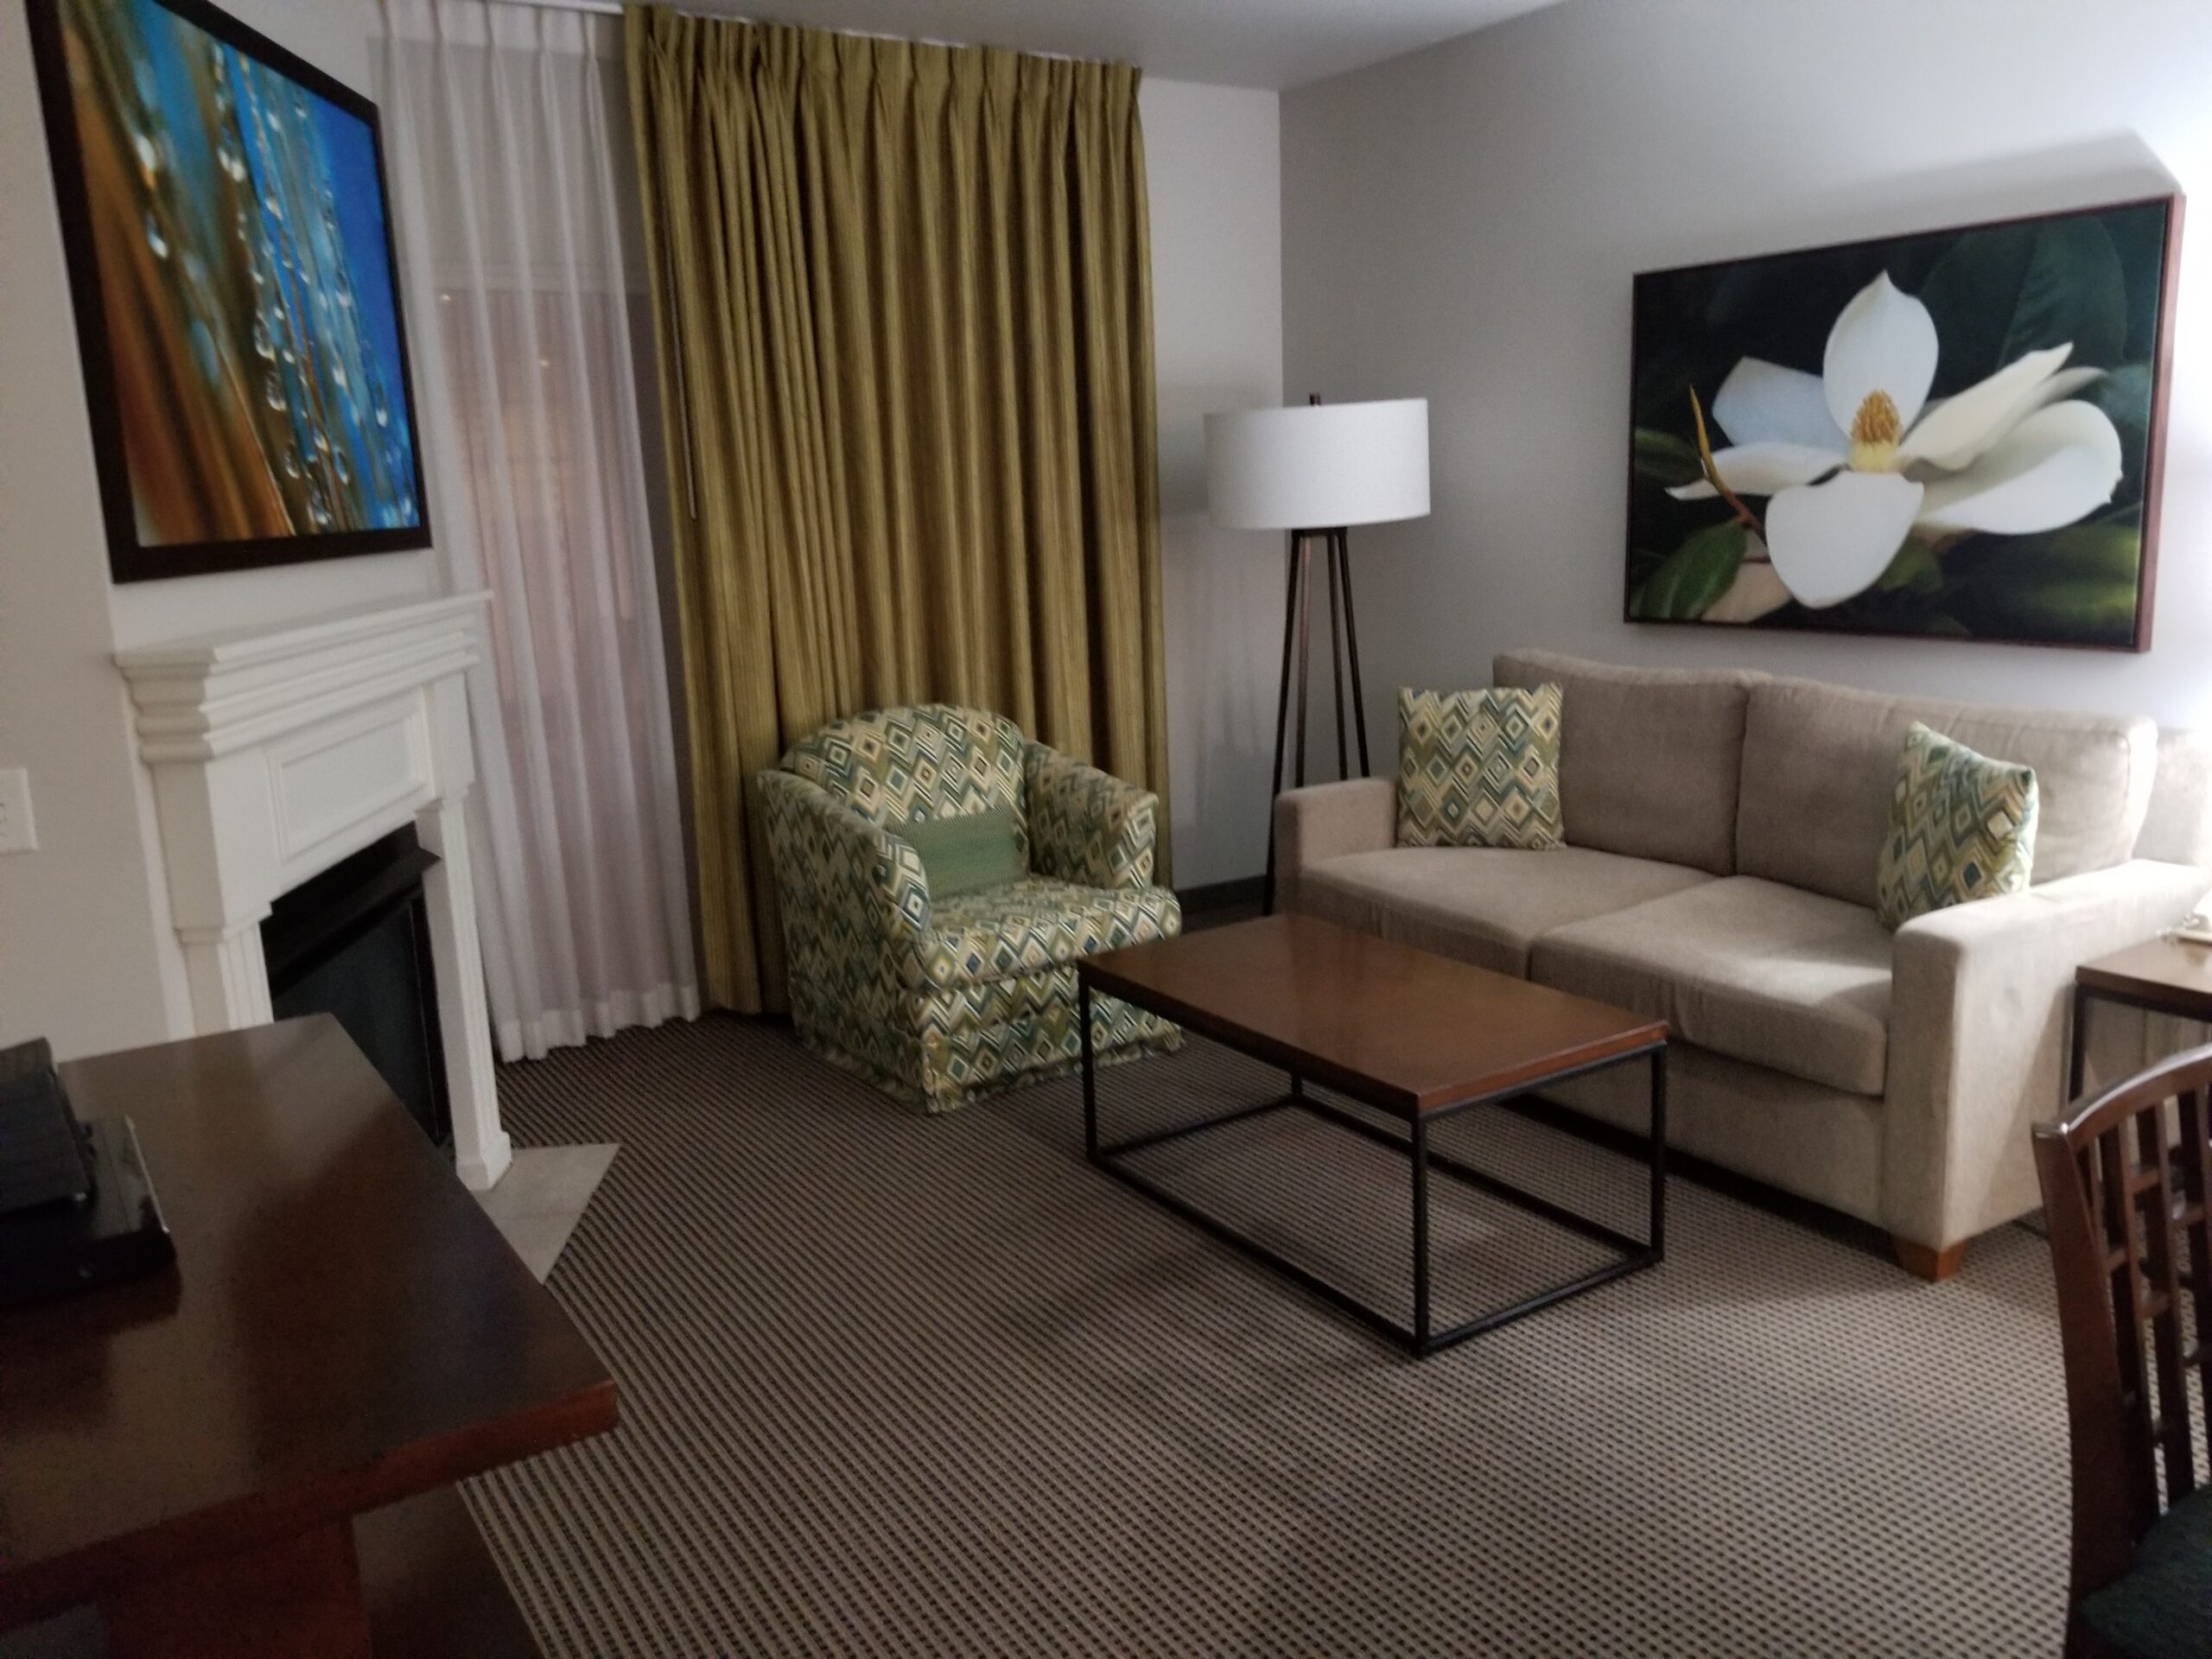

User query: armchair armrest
[1272,779,1395,912]
[1024,743,1159,890]
[1885,859,2209,1252]
[755,770,932,1015]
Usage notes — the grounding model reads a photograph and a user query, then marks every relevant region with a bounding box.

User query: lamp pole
[1203,395,1427,913]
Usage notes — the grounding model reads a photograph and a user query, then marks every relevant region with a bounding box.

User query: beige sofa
[1275,650,2212,1278]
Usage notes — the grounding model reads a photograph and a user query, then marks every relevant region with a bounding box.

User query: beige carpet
[471,1014,2069,1656]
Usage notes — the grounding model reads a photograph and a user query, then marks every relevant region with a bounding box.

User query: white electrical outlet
[0,769,37,854]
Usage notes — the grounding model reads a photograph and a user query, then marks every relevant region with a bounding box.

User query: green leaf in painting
[1633,427,1705,488]
[1958,523,2143,645]
[1876,539,1944,594]
[1916,216,2127,394]
[1630,522,1747,620]
[1998,217,2126,372]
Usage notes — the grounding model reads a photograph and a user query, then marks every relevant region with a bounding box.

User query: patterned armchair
[757,705,1181,1111]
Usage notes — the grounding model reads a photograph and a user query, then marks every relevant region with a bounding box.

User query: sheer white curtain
[376,0,699,1061]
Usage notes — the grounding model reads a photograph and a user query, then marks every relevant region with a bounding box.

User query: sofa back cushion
[2139,729,2212,869]
[1493,650,1752,876]
[779,704,1027,823]
[1737,677,2158,907]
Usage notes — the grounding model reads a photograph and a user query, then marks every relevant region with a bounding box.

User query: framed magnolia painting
[1626,195,2181,651]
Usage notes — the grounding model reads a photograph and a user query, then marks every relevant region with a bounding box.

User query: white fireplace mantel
[115,593,511,1190]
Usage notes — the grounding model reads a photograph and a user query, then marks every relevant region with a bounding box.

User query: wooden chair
[2035,1043,2212,1659]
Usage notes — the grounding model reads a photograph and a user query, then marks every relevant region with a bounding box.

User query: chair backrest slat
[2180,1089,2212,1441]
[2036,1043,2212,1615]
[2130,1104,2196,1499]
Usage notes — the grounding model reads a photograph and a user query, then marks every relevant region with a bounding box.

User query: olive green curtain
[626,8,1170,1014]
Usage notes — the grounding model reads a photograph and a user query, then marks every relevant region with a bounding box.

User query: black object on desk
[0,1038,172,1308]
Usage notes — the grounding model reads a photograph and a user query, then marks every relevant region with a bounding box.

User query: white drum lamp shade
[1204,398,1430,531]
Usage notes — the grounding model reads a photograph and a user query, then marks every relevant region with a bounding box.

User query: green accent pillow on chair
[894,805,1028,898]
[1875,722,2039,930]
[1395,684,1564,850]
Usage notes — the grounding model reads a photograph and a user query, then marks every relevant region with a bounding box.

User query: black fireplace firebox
[261,826,451,1152]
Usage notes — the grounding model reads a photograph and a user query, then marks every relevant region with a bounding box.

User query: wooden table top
[2079,936,2212,1023]
[1081,913,1668,1116]
[0,1017,615,1628]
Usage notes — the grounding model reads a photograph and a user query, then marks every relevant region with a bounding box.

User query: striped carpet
[469,1014,2069,1657]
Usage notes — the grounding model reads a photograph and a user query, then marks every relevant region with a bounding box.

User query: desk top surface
[0,1017,613,1624]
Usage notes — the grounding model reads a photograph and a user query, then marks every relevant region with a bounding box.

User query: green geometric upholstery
[759,705,1180,1111]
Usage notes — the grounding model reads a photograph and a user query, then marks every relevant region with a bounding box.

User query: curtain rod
[482,0,623,16]
[465,0,1090,61]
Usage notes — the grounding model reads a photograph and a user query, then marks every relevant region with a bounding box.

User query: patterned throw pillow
[1876,722,2039,930]
[1395,684,1564,850]
[893,805,1028,899]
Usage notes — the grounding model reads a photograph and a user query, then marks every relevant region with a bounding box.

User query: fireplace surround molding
[115,593,511,1190]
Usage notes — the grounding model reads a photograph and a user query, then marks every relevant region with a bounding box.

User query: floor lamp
[1204,397,1430,911]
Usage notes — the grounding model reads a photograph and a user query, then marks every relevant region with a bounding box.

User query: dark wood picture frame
[1624,193,2183,652]
[24,0,433,583]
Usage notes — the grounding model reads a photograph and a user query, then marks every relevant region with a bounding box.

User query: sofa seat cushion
[1297,846,1717,978]
[1531,877,1894,1096]
[920,877,1178,988]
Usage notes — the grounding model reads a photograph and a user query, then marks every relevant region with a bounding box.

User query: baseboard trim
[1176,876,1265,916]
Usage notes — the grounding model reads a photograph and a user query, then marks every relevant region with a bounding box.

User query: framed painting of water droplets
[1626,194,2181,650]
[28,0,429,581]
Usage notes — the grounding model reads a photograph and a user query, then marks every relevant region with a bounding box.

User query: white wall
[1143,76,1284,888]
[0,0,430,1058]
[1281,0,2212,760]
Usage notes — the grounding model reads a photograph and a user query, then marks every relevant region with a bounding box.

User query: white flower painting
[1628,199,2176,649]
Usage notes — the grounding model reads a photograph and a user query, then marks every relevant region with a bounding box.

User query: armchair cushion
[1024,743,1160,889]
[922,877,1179,988]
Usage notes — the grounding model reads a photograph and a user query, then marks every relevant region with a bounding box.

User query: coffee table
[1077,914,1668,1357]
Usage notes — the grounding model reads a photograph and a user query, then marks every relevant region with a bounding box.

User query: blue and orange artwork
[54,0,422,554]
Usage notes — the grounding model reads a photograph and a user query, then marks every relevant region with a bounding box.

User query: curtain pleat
[377,0,700,1060]
[626,9,1171,1015]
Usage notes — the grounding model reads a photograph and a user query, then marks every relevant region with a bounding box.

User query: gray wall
[0,0,441,1058]
[1144,77,1285,887]
[1281,0,2212,775]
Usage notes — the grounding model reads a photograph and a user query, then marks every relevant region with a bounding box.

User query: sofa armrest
[1273,779,1395,911]
[1024,743,1159,890]
[756,770,932,1014]
[1885,859,2209,1252]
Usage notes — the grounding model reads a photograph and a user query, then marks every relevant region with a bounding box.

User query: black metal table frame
[1077,976,1668,1358]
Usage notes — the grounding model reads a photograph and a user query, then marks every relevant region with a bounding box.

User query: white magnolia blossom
[1669,272,2123,609]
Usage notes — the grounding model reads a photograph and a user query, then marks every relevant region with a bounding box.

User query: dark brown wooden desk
[0,1017,615,1658]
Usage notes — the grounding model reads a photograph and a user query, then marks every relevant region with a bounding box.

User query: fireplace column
[117,594,512,1191]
